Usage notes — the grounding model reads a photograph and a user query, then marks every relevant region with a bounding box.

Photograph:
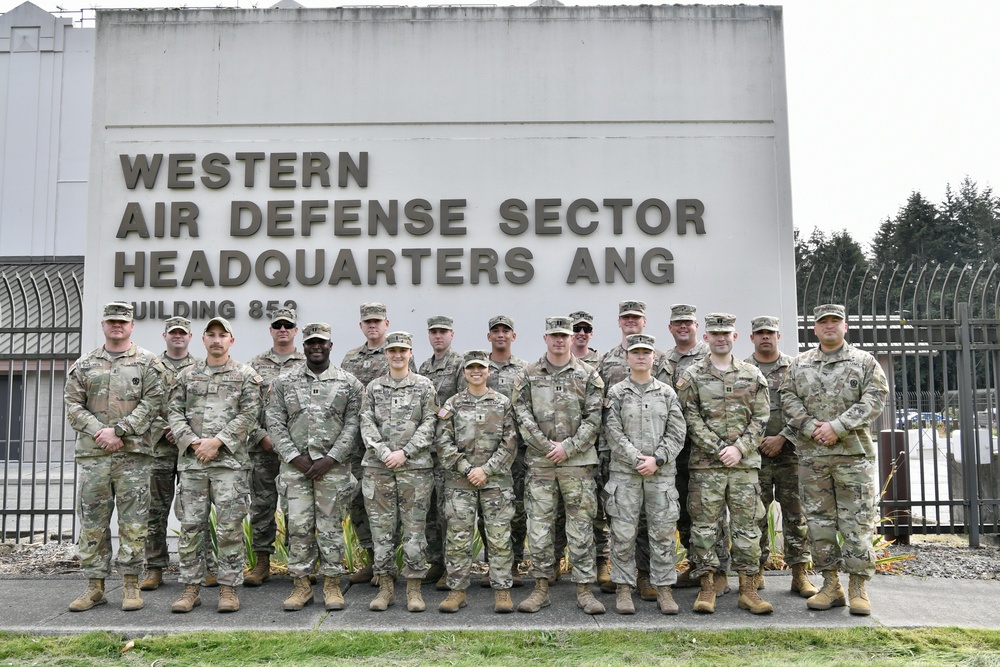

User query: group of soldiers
[64,296,887,618]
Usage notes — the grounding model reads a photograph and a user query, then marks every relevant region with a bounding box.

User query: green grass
[2,629,1000,666]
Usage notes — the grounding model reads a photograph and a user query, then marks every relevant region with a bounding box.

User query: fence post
[957,302,980,547]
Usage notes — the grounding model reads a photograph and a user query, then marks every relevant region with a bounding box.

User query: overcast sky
[9,0,998,251]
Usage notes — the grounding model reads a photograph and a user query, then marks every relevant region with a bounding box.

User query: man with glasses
[569,311,601,367]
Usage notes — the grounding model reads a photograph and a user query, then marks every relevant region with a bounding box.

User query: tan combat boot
[791,563,818,598]
[69,578,107,612]
[752,564,766,590]
[369,575,395,611]
[324,576,345,611]
[406,578,426,612]
[283,577,314,611]
[139,568,162,591]
[170,584,201,613]
[673,568,698,588]
[807,569,846,610]
[714,571,731,597]
[511,559,524,588]
[218,585,240,613]
[494,588,514,614]
[122,575,144,611]
[517,578,550,613]
[615,584,635,615]
[576,583,606,615]
[692,573,716,614]
[657,586,679,615]
[349,548,375,586]
[243,552,270,587]
[738,572,774,614]
[439,590,467,613]
[848,574,871,616]
[203,570,219,587]
[636,570,657,601]
[598,557,613,593]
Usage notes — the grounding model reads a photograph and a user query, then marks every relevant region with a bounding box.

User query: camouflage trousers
[592,447,611,558]
[525,465,597,583]
[758,453,810,565]
[687,468,763,578]
[349,442,373,550]
[176,467,249,587]
[75,452,151,578]
[799,455,877,579]
[676,442,731,572]
[146,455,216,571]
[444,486,515,590]
[278,461,357,578]
[362,467,434,579]
[605,471,680,587]
[481,445,527,564]
[424,456,447,568]
[248,449,281,554]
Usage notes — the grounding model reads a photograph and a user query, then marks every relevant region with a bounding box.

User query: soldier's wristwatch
[654,455,665,467]
[114,424,127,438]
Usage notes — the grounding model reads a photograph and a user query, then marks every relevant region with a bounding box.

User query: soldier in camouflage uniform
[569,311,601,366]
[168,317,263,614]
[436,350,518,613]
[266,323,363,612]
[676,313,772,615]
[360,331,438,612]
[140,317,215,592]
[604,334,686,616]
[341,302,416,586]
[745,316,817,598]
[244,307,305,587]
[65,302,164,612]
[418,315,464,590]
[513,316,606,616]
[780,304,888,616]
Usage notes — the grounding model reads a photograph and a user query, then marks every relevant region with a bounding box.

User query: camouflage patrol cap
[569,310,594,326]
[814,304,846,320]
[670,304,698,322]
[427,315,454,331]
[545,316,574,335]
[205,316,233,335]
[270,307,296,325]
[618,300,646,317]
[704,313,737,333]
[102,302,134,322]
[385,331,413,349]
[626,334,656,351]
[360,302,387,321]
[302,322,332,341]
[488,315,515,331]
[463,350,490,368]
[751,316,780,333]
[164,316,191,333]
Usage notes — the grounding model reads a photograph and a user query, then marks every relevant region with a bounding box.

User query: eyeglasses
[572,325,593,333]
[271,321,295,330]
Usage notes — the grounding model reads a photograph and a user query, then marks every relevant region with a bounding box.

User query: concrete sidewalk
[1,572,997,636]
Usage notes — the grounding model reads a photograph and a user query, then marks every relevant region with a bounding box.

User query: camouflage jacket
[150,352,200,458]
[266,364,364,464]
[436,388,517,489]
[664,340,710,389]
[342,342,416,388]
[168,358,263,471]
[676,355,768,470]
[248,347,306,450]
[744,353,798,444]
[418,350,464,407]
[780,343,888,458]
[605,378,686,477]
[512,355,604,468]
[597,343,670,451]
[487,354,527,400]
[65,343,164,458]
[576,348,602,369]
[360,372,438,470]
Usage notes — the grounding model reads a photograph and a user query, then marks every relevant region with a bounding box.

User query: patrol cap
[360,302,387,321]
[618,300,646,317]
[545,316,574,335]
[205,316,233,335]
[164,316,191,333]
[463,350,490,368]
[270,307,296,325]
[751,316,780,333]
[569,310,594,326]
[704,313,737,333]
[814,304,846,320]
[385,331,413,349]
[102,302,134,322]
[302,322,332,341]
[488,315,515,331]
[427,315,454,331]
[670,304,698,322]
[626,334,656,351]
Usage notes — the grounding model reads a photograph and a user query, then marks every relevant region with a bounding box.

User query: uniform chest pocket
[188,380,209,397]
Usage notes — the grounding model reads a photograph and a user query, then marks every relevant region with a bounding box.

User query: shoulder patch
[437,407,452,419]
[675,375,689,390]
